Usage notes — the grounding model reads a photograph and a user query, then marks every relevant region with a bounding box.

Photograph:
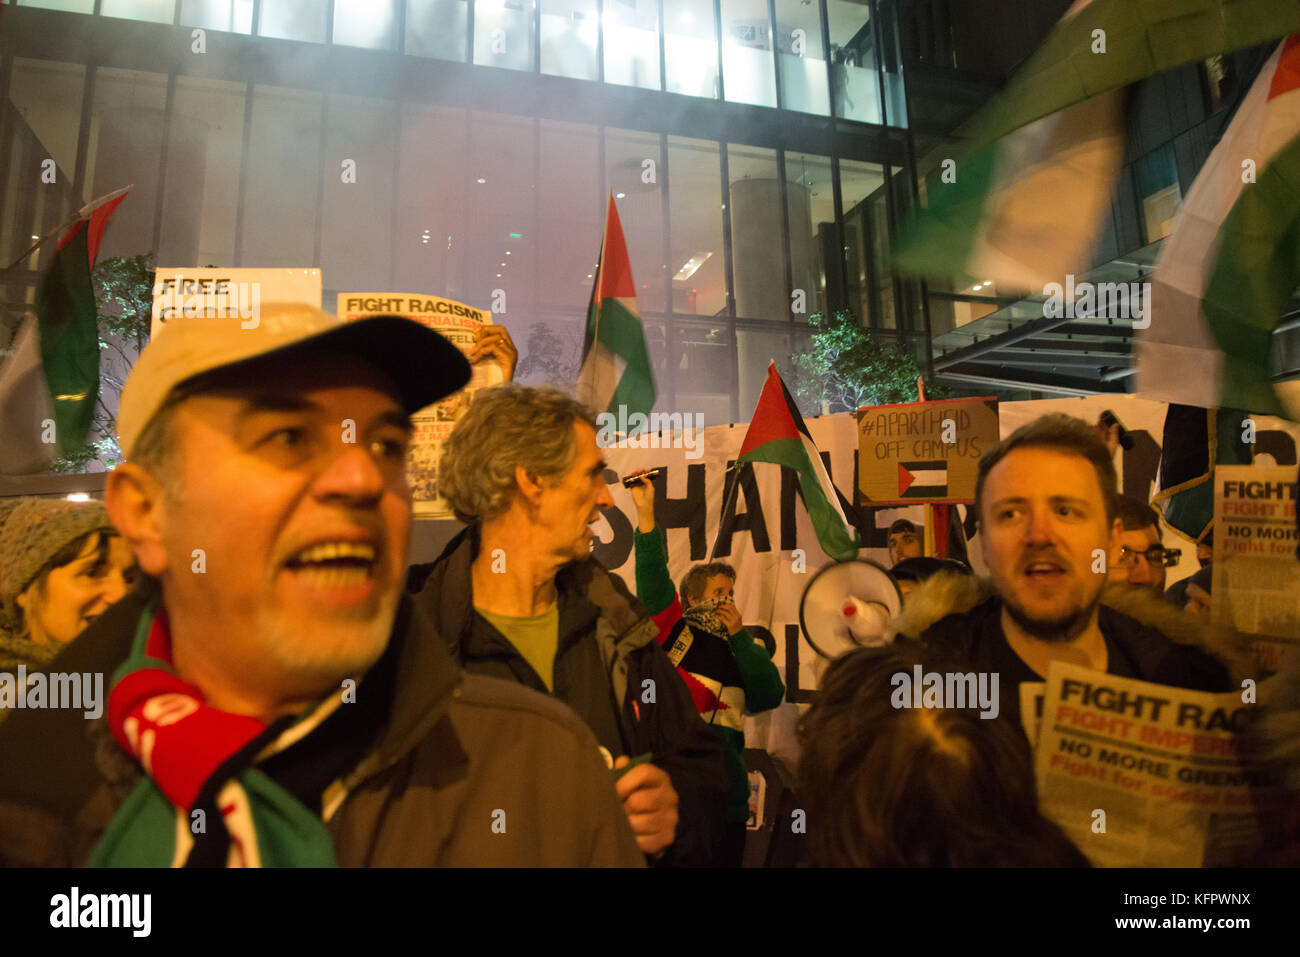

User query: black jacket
[413,526,730,866]
[915,594,1233,725]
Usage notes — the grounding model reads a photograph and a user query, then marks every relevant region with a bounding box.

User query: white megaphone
[798,558,903,659]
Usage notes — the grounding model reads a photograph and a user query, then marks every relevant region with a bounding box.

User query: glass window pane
[392,104,468,299]
[605,128,666,313]
[464,113,535,319]
[100,0,176,23]
[667,136,725,317]
[180,0,254,33]
[727,144,785,320]
[405,0,469,60]
[826,0,880,123]
[258,0,328,43]
[721,0,775,108]
[242,85,323,267]
[663,0,717,98]
[737,326,788,413]
[320,95,398,291]
[3,59,86,270]
[17,0,95,13]
[539,119,600,309]
[86,68,169,262]
[540,0,598,81]
[838,158,891,328]
[473,0,538,73]
[675,321,735,422]
[160,76,247,267]
[603,0,660,91]
[784,151,833,321]
[1135,145,1181,243]
[334,0,398,49]
[775,0,828,115]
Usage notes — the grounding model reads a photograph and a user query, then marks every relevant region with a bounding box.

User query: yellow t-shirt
[477,602,560,691]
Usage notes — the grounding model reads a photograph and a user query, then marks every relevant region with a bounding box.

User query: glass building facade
[1,0,921,431]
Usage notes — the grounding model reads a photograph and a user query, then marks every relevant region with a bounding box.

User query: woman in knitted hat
[0,497,139,673]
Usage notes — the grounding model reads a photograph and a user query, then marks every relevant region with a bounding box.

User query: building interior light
[616,192,626,198]
[477,178,487,184]
[673,252,712,281]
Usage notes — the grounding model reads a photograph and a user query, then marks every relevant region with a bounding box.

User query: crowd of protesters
[0,305,1294,868]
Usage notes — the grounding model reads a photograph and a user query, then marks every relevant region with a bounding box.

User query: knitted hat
[0,497,117,617]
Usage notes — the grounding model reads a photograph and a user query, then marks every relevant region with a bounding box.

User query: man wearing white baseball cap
[0,302,642,867]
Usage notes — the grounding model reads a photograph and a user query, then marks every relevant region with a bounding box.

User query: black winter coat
[413,526,730,866]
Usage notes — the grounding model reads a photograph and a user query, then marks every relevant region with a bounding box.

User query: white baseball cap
[117,302,471,459]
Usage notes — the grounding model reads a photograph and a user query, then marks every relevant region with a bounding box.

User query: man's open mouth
[1023,561,1066,579]
[284,541,378,587]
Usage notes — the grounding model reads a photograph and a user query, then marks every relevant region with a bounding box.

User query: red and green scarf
[90,601,344,867]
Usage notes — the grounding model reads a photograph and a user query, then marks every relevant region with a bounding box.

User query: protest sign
[1212,464,1300,673]
[338,293,502,520]
[1035,661,1274,867]
[856,397,999,505]
[151,267,321,336]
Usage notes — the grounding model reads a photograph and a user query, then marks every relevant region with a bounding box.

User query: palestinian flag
[0,189,127,473]
[1152,404,1254,542]
[575,192,655,433]
[737,362,858,562]
[1138,36,1300,419]
[898,460,948,499]
[894,0,1300,291]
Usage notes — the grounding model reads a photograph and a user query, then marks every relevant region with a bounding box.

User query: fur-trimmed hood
[890,571,1256,683]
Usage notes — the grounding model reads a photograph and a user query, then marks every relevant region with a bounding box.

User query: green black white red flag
[893,0,1300,292]
[576,192,656,432]
[737,362,858,562]
[1138,36,1300,419]
[0,188,128,474]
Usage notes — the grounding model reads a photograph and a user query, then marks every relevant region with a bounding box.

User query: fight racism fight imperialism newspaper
[1213,464,1300,674]
[337,293,503,519]
[1032,662,1279,867]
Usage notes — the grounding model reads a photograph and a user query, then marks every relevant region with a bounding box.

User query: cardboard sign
[856,397,999,505]
[150,267,321,337]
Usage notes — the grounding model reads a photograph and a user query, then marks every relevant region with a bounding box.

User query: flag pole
[3,185,134,272]
[710,450,746,561]
[916,376,937,558]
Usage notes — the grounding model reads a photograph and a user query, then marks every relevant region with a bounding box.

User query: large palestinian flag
[894,0,1300,292]
[575,192,655,432]
[736,362,858,562]
[1137,36,1300,419]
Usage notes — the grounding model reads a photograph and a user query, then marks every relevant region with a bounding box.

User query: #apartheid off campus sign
[856,397,999,505]
[338,293,502,520]
[150,267,322,337]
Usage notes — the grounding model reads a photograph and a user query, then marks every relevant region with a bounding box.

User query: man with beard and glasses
[895,414,1233,726]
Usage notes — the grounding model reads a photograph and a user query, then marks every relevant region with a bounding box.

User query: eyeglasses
[1116,546,1181,568]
